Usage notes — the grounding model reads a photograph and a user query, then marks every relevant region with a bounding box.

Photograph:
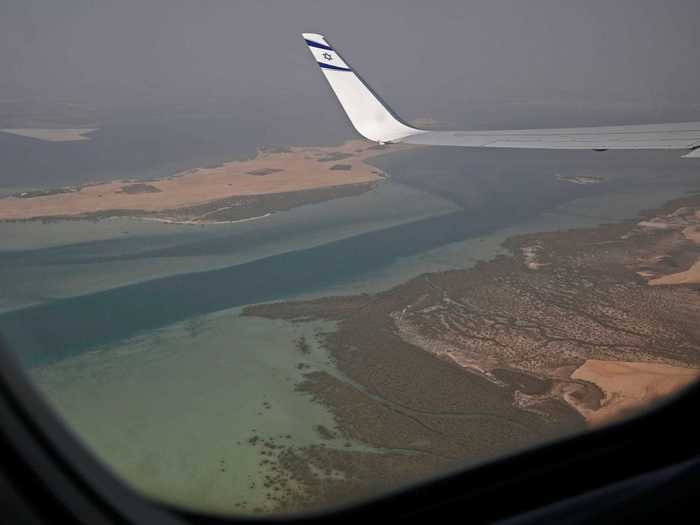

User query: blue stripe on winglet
[318,62,352,72]
[305,39,334,51]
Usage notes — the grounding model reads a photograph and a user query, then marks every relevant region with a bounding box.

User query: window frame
[1,334,698,524]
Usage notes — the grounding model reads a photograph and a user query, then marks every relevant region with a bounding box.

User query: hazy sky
[2,0,700,129]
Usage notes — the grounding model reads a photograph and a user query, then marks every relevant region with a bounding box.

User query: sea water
[4,146,699,513]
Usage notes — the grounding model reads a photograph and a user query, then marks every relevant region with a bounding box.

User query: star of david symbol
[322,52,333,61]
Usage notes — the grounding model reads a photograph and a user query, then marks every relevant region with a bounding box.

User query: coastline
[14,180,700,515]
[0,139,411,223]
[238,191,700,511]
[9,145,700,514]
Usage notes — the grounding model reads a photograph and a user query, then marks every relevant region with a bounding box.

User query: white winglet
[302,33,421,143]
[303,33,700,156]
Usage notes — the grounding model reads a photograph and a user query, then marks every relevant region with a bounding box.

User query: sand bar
[0,140,408,221]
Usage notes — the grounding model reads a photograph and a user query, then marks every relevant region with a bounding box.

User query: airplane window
[1,0,699,518]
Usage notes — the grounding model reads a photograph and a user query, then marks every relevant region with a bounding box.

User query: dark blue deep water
[1,145,698,367]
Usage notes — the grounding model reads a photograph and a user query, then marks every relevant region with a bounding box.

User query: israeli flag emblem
[303,34,352,72]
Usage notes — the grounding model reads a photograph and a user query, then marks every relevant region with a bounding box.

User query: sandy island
[0,140,411,223]
[0,128,97,142]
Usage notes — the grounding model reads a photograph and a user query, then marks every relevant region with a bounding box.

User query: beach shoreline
[0,140,411,223]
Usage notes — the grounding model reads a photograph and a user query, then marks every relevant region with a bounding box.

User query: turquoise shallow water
[30,309,347,514]
[0,180,458,313]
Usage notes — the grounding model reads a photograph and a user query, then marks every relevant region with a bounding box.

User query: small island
[0,128,97,142]
[0,140,412,224]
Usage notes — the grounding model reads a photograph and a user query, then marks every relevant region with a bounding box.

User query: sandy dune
[636,206,700,286]
[649,259,700,286]
[648,216,700,285]
[0,140,407,221]
[571,359,699,426]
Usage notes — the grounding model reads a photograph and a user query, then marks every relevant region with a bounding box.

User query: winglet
[302,33,420,143]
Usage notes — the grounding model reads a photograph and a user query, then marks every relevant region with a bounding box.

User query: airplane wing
[302,33,700,158]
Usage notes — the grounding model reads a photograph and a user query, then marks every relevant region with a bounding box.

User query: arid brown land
[242,193,700,513]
